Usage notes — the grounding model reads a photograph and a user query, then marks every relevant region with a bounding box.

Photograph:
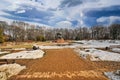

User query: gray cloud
[60,0,98,8]
[60,0,83,8]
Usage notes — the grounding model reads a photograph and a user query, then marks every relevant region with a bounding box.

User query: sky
[0,0,120,28]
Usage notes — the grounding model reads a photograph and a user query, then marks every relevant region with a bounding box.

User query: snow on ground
[39,40,120,49]
[0,51,9,55]
[39,45,76,49]
[0,63,26,80]
[73,40,120,48]
[39,46,64,49]
[112,48,120,53]
[0,50,44,59]
[104,70,120,80]
[37,40,120,49]
[12,48,26,50]
[75,48,120,61]
[0,49,9,55]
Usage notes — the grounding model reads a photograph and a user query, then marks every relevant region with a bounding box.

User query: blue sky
[0,0,120,28]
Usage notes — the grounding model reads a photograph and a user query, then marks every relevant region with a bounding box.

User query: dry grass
[0,41,52,49]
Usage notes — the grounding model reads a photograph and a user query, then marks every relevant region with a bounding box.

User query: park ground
[8,48,120,80]
[0,41,120,80]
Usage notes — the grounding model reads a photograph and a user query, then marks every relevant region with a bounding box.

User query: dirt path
[9,48,109,80]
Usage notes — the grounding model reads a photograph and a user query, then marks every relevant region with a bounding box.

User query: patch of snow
[0,72,7,80]
[12,48,26,50]
[75,48,120,61]
[75,49,89,59]
[39,40,120,49]
[39,46,64,49]
[0,51,9,55]
[104,70,120,80]
[114,40,120,44]
[0,50,44,59]
[73,40,120,48]
[0,63,26,80]
[39,45,76,49]
[112,48,120,53]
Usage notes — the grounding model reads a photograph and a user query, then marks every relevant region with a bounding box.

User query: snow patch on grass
[104,70,120,80]
[0,51,9,55]
[0,50,44,59]
[73,40,120,48]
[0,63,26,80]
[38,40,120,49]
[112,48,120,53]
[75,48,120,61]
[39,45,76,49]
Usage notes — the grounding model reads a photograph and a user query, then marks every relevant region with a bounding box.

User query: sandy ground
[8,48,120,80]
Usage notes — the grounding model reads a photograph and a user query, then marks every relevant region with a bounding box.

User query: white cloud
[25,21,53,29]
[0,16,13,24]
[80,12,83,18]
[42,0,61,9]
[82,0,120,10]
[16,10,26,14]
[60,0,120,21]
[55,21,72,28]
[0,0,120,27]
[97,17,108,22]
[97,16,120,25]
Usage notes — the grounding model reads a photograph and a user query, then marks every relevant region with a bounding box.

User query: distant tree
[0,28,4,43]
[109,24,120,39]
[0,20,120,41]
[36,35,46,41]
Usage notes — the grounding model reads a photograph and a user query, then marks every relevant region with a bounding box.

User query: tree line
[0,21,120,43]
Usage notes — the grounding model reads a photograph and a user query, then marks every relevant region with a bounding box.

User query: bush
[36,35,46,41]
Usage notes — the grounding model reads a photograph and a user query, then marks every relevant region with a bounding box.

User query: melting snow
[75,48,120,61]
[39,45,76,49]
[112,48,120,53]
[0,50,44,59]
[38,40,120,49]
[73,40,120,48]
[0,63,26,80]
[104,70,120,80]
[0,51,9,55]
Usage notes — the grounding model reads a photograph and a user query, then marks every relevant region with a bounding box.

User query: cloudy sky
[0,0,120,28]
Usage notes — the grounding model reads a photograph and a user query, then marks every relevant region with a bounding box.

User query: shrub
[36,35,46,41]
